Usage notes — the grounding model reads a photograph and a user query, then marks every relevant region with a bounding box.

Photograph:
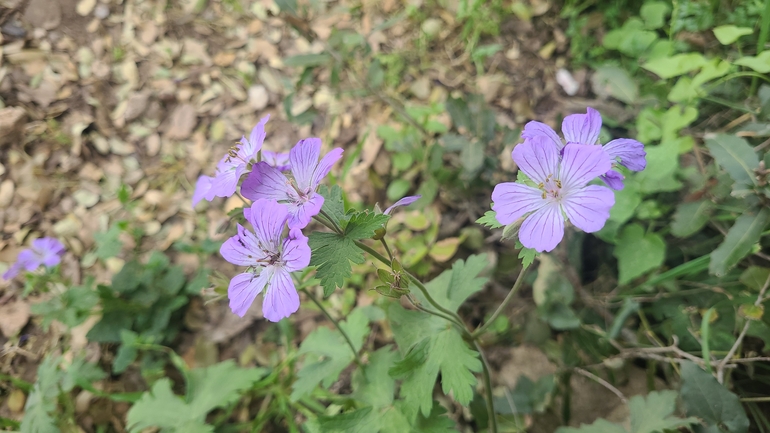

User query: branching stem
[300,287,364,368]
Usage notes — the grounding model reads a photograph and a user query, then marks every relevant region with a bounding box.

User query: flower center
[538,174,563,200]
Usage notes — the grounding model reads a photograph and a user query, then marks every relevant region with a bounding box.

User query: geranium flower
[3,237,65,280]
[241,138,343,229]
[220,199,311,321]
[384,195,421,215]
[492,138,615,252]
[262,150,291,172]
[521,107,646,190]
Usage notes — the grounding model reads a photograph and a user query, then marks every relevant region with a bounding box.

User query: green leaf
[591,64,639,104]
[613,224,665,284]
[61,356,106,392]
[643,53,707,79]
[318,408,375,432]
[94,225,123,260]
[309,232,365,297]
[671,200,714,238]
[713,25,753,45]
[739,266,770,290]
[555,419,627,433]
[705,134,759,189]
[609,183,642,224]
[680,362,750,433]
[388,337,430,378]
[291,308,371,400]
[283,53,331,68]
[734,51,770,73]
[476,210,504,229]
[318,185,347,227]
[640,1,670,29]
[344,212,390,239]
[126,361,265,433]
[20,356,63,433]
[629,390,698,433]
[710,208,770,276]
[635,143,681,193]
[31,282,99,330]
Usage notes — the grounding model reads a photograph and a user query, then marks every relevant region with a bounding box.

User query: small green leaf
[591,64,640,104]
[629,390,698,433]
[643,53,707,79]
[713,25,753,45]
[614,224,666,284]
[640,1,670,29]
[734,51,770,73]
[739,266,770,290]
[283,53,331,68]
[710,208,770,276]
[388,337,430,378]
[739,304,764,321]
[705,134,759,188]
[317,185,347,227]
[555,419,626,433]
[476,210,504,229]
[680,362,750,433]
[309,233,364,297]
[344,212,390,240]
[671,200,714,238]
[94,225,123,260]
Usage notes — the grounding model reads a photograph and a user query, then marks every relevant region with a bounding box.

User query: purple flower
[220,199,311,321]
[262,150,291,172]
[192,115,270,207]
[492,138,615,252]
[384,195,421,215]
[241,138,343,229]
[521,107,646,190]
[3,237,65,280]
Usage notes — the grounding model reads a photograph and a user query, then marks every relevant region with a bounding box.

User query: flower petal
[241,162,294,202]
[519,203,564,252]
[210,160,246,199]
[491,182,546,224]
[559,144,612,190]
[311,147,344,189]
[562,107,602,145]
[262,268,300,322]
[287,193,324,229]
[522,121,564,150]
[602,138,646,171]
[2,263,22,280]
[562,185,615,233]
[262,150,291,171]
[33,238,65,256]
[247,199,290,250]
[289,138,322,192]
[383,195,421,215]
[512,136,560,184]
[228,272,269,317]
[242,115,269,161]
[220,224,268,266]
[17,250,40,271]
[600,169,625,190]
[192,175,213,207]
[281,228,311,272]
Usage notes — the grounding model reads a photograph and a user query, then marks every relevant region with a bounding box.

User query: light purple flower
[492,138,615,252]
[192,115,270,207]
[220,199,311,321]
[262,150,291,172]
[384,195,421,215]
[3,237,65,280]
[241,138,343,229]
[521,107,646,190]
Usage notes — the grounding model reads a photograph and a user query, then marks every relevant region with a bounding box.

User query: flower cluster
[3,237,65,280]
[492,108,647,253]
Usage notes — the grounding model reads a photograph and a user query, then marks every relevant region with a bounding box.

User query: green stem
[751,0,770,95]
[472,266,528,338]
[318,209,343,234]
[475,341,498,433]
[301,288,364,368]
[380,238,394,261]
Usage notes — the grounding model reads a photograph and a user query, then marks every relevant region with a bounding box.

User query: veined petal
[289,138,322,192]
[247,199,290,251]
[241,162,294,202]
[491,182,546,224]
[262,268,300,322]
[512,136,560,184]
[519,203,565,253]
[311,147,344,189]
[242,115,269,161]
[559,144,612,190]
[210,163,245,198]
[562,185,615,233]
[600,170,625,190]
[522,121,564,150]
[192,175,213,207]
[262,150,291,171]
[220,224,268,266]
[287,193,324,229]
[228,271,270,317]
[602,138,646,171]
[282,228,311,272]
[562,107,602,145]
[383,195,421,215]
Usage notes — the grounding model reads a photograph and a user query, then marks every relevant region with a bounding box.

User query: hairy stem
[380,238,394,261]
[301,287,364,368]
[472,266,528,338]
[475,341,498,433]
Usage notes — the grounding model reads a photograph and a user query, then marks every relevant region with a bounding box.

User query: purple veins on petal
[262,268,300,322]
[262,150,291,171]
[192,175,214,207]
[384,195,422,215]
[242,162,295,203]
[559,144,612,189]
[519,204,564,252]
[228,272,269,317]
[562,107,602,145]
[240,115,269,161]
[600,170,625,190]
[522,121,564,150]
[602,138,647,172]
[561,186,615,233]
[512,136,560,184]
[491,183,544,225]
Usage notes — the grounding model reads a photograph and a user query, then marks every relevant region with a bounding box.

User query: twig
[573,367,627,404]
[716,273,770,383]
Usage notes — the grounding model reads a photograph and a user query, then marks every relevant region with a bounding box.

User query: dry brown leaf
[0,299,30,337]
